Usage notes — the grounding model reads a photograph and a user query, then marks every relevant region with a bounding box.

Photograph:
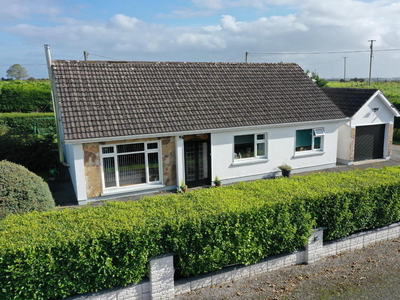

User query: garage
[354,124,385,161]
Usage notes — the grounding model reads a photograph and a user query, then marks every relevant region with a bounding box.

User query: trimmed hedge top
[0,112,55,135]
[1,166,400,300]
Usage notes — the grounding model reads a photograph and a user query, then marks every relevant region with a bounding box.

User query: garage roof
[321,88,378,117]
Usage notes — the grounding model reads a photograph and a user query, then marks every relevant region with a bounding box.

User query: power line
[87,53,122,61]
[301,58,343,66]
[248,48,400,56]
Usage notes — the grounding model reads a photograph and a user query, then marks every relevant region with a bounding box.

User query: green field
[327,81,400,104]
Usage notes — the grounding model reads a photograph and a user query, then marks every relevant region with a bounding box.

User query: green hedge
[0,134,58,171]
[0,113,55,135]
[394,128,400,143]
[0,81,52,113]
[394,102,400,129]
[1,167,400,300]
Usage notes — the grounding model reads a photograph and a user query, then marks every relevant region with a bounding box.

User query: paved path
[391,144,400,162]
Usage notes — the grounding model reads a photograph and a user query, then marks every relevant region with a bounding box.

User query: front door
[184,140,211,187]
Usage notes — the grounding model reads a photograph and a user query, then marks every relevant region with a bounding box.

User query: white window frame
[295,128,325,153]
[100,141,163,191]
[233,133,268,161]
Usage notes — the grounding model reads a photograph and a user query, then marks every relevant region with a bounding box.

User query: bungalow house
[44,47,399,205]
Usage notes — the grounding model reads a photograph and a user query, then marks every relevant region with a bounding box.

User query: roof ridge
[51,59,300,66]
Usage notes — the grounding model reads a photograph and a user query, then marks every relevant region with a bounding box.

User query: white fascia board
[356,90,400,118]
[377,91,400,117]
[65,117,350,145]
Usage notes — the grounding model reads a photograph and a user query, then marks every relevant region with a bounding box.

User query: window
[100,141,161,189]
[295,128,324,152]
[234,133,267,160]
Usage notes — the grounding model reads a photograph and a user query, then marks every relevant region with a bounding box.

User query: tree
[6,64,29,80]
[305,70,328,87]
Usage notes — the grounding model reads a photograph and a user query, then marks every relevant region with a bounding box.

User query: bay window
[100,141,161,189]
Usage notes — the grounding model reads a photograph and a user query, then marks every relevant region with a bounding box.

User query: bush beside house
[0,160,55,220]
[1,167,400,300]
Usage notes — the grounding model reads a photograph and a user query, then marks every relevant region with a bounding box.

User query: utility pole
[368,40,376,85]
[343,57,347,81]
[84,51,89,61]
[245,52,248,63]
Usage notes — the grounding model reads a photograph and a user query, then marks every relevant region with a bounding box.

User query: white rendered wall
[64,144,76,191]
[337,123,351,161]
[352,95,394,127]
[65,143,87,201]
[211,122,340,182]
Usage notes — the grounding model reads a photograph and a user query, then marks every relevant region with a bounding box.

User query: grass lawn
[327,81,400,104]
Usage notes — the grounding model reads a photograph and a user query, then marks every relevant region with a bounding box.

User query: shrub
[0,134,58,171]
[0,112,55,135]
[1,167,400,300]
[394,128,400,142]
[0,160,55,220]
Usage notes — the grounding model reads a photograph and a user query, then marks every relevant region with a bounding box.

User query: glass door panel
[184,140,210,187]
[185,143,196,182]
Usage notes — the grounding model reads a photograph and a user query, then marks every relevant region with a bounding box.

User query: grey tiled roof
[321,88,378,117]
[51,61,347,141]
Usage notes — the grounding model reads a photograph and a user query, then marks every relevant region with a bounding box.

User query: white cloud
[0,0,62,20]
[109,14,141,30]
[192,0,226,10]
[177,33,227,49]
[192,0,302,10]
[2,0,400,78]
[157,8,214,19]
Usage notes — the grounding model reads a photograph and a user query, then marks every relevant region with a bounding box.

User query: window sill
[231,158,270,166]
[293,151,325,158]
[102,183,165,196]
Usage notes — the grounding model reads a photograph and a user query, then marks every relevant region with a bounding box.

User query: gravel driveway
[176,238,400,300]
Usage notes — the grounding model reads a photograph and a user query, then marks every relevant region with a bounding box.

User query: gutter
[65,117,350,145]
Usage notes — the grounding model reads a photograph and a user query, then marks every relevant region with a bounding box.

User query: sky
[1,0,400,79]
